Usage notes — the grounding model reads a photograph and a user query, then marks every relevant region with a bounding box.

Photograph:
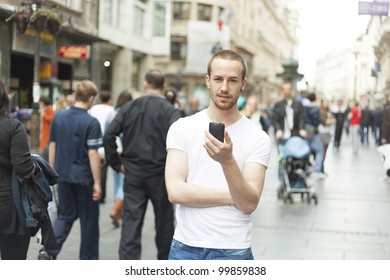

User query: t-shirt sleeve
[246,132,271,168]
[166,118,187,152]
[87,118,103,150]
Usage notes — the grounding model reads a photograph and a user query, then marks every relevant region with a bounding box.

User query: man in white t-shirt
[89,90,114,203]
[165,50,271,260]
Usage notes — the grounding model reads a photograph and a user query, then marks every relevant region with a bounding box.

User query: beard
[210,92,239,111]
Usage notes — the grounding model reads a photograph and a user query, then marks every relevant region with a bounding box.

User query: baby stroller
[277,136,318,204]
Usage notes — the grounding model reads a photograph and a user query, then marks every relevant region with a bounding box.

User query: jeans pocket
[170,239,185,251]
[221,248,254,260]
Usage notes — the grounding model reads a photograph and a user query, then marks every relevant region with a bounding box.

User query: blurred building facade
[315,16,381,105]
[0,0,102,109]
[1,0,300,109]
[97,0,171,101]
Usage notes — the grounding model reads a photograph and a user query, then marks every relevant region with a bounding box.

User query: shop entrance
[10,54,33,108]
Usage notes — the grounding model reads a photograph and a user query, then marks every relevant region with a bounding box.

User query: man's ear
[205,75,211,88]
[241,78,247,92]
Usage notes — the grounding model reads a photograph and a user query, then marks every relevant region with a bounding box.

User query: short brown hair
[145,70,165,90]
[207,50,247,80]
[74,80,98,103]
[99,90,112,103]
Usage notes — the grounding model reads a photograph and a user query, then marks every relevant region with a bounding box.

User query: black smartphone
[209,122,225,142]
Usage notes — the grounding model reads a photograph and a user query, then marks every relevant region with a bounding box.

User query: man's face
[281,83,293,100]
[206,58,246,111]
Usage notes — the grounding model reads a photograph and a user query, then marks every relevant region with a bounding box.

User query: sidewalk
[27,134,390,260]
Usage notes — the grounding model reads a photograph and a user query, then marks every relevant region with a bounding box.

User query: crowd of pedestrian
[3,49,390,261]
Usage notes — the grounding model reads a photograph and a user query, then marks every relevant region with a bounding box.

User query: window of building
[198,4,212,21]
[102,0,118,25]
[173,2,191,20]
[134,6,145,37]
[218,7,224,19]
[171,41,187,60]
[154,1,167,36]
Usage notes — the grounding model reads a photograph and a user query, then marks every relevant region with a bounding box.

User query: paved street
[27,133,390,260]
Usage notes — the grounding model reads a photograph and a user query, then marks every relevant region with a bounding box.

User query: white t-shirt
[89,104,114,135]
[166,110,271,249]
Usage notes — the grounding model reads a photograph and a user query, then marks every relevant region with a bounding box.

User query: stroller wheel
[312,194,318,205]
[283,193,293,204]
[277,187,284,200]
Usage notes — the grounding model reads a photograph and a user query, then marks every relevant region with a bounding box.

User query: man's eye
[230,80,238,83]
[214,78,222,82]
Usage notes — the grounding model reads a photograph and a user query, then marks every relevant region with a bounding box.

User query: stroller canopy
[283,136,311,159]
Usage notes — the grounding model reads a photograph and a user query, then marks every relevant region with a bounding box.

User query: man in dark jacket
[273,81,306,186]
[273,81,307,142]
[382,94,390,145]
[104,70,181,260]
[360,104,372,145]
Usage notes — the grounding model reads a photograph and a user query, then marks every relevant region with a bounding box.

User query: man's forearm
[221,158,260,215]
[88,149,101,185]
[168,182,233,208]
[48,142,55,169]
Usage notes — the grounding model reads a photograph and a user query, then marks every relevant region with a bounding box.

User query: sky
[295,0,371,85]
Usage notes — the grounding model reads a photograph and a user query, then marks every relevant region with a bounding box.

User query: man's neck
[146,89,163,96]
[74,101,89,110]
[206,102,242,126]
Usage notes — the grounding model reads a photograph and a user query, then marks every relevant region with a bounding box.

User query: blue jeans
[168,239,254,260]
[351,124,360,153]
[113,170,124,200]
[308,134,324,173]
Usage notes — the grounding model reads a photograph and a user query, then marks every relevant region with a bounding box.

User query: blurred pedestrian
[0,80,36,259]
[66,94,75,108]
[319,99,336,174]
[273,81,306,186]
[331,99,346,149]
[54,95,68,112]
[8,90,16,113]
[381,94,390,145]
[104,70,181,260]
[38,80,102,260]
[89,91,114,204]
[303,93,324,177]
[241,95,262,130]
[39,96,55,160]
[348,101,361,154]
[186,97,200,116]
[105,90,133,228]
[372,105,383,146]
[165,88,185,117]
[165,50,271,260]
[360,103,371,145]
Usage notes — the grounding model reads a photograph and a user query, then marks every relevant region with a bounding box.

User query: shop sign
[58,45,90,59]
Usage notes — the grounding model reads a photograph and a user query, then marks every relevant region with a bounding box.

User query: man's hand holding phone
[204,122,234,164]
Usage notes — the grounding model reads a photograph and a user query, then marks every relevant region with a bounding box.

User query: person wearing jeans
[165,50,271,260]
[348,102,361,155]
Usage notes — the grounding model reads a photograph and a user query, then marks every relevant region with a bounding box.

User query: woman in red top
[348,101,361,154]
[39,96,55,159]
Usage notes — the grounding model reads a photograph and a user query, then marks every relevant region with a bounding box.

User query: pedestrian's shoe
[110,199,123,228]
[38,250,54,260]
